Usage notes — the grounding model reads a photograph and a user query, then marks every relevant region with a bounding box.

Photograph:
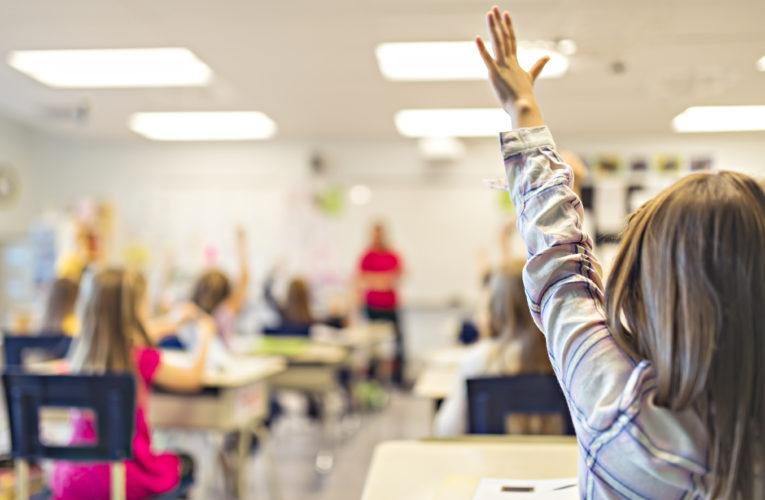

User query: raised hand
[476,6,548,128]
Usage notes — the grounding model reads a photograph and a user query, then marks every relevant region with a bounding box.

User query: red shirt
[359,248,401,310]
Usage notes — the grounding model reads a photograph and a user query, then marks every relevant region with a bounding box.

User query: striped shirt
[498,126,710,499]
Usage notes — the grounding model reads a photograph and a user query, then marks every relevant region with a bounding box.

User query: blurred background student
[433,261,557,437]
[264,262,348,332]
[52,268,215,500]
[41,277,79,335]
[190,227,249,349]
[356,221,405,385]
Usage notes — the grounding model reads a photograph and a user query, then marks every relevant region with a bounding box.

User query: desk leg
[236,427,253,499]
[194,432,225,500]
[315,390,337,475]
[252,423,283,500]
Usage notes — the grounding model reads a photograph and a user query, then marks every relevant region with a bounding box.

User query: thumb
[528,56,550,83]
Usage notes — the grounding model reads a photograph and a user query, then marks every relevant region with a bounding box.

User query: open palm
[476,6,549,118]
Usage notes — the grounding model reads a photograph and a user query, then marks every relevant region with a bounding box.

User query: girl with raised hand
[477,6,765,498]
[52,268,215,500]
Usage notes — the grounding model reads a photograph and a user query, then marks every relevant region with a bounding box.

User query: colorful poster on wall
[656,155,682,173]
[690,156,714,171]
[629,157,649,172]
[595,155,622,175]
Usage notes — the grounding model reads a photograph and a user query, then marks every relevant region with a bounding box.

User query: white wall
[0,115,35,234]
[13,125,765,307]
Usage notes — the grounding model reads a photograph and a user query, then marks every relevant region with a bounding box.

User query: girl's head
[605,170,765,498]
[191,270,231,314]
[68,268,152,374]
[42,278,79,333]
[487,261,550,374]
[285,277,312,324]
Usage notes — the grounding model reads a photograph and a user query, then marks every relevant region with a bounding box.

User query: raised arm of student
[152,315,216,393]
[145,302,201,343]
[225,226,250,314]
[477,6,640,437]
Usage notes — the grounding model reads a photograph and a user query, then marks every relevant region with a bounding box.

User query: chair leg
[15,459,29,500]
[110,462,126,500]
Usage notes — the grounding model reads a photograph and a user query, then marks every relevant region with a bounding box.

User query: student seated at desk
[433,262,558,437]
[41,277,80,336]
[475,8,765,496]
[51,268,214,500]
[263,268,347,332]
[191,227,249,348]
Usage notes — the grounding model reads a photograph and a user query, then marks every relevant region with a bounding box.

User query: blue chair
[467,374,576,436]
[3,373,135,500]
[3,334,72,368]
[2,373,193,500]
[262,323,311,337]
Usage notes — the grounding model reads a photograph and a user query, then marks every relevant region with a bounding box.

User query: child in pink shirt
[52,268,214,500]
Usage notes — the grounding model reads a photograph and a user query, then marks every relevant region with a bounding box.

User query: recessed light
[128,112,277,141]
[375,41,569,81]
[757,55,765,72]
[395,109,511,138]
[672,106,765,133]
[7,48,212,88]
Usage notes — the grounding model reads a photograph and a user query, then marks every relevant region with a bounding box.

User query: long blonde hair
[68,268,152,374]
[605,171,765,498]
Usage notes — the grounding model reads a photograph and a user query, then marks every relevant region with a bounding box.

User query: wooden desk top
[413,365,458,400]
[160,351,287,388]
[361,438,579,500]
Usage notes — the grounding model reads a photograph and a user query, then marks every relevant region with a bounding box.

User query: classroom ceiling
[0,0,763,142]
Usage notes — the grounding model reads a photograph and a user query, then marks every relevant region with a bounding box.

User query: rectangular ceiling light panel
[672,106,765,133]
[395,108,512,137]
[129,112,277,141]
[7,48,212,88]
[376,41,569,81]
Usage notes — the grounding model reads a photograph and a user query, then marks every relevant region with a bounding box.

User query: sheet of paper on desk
[473,478,578,500]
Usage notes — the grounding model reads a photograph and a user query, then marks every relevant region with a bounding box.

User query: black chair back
[262,323,311,337]
[3,334,72,368]
[467,374,575,435]
[2,372,135,462]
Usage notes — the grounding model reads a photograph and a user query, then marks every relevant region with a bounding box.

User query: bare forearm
[510,97,545,129]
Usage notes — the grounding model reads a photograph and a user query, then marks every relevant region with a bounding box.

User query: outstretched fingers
[476,36,498,72]
[492,6,511,58]
[528,56,550,82]
[487,9,505,62]
[502,11,517,58]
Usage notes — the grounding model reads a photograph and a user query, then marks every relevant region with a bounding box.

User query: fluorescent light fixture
[376,41,569,81]
[672,106,765,133]
[349,185,372,206]
[395,108,511,138]
[128,112,277,141]
[7,48,212,88]
[757,55,765,72]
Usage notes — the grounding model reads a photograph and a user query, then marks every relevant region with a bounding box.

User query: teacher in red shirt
[357,221,405,386]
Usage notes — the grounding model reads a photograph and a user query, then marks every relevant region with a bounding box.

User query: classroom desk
[413,364,458,401]
[423,345,471,367]
[150,353,287,500]
[361,436,579,500]
[310,322,395,350]
[267,340,351,474]
[414,345,470,401]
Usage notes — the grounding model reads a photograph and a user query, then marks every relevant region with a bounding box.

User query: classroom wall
[0,114,35,235]
[11,123,765,307]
